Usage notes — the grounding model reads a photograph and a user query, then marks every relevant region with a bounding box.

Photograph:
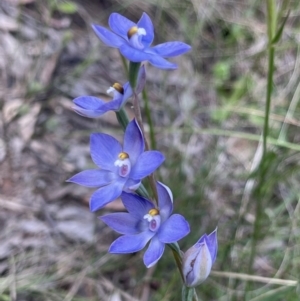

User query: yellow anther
[127,26,138,39]
[149,208,159,216]
[118,152,129,160]
[112,83,124,94]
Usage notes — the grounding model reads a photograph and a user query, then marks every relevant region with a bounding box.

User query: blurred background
[0,0,300,300]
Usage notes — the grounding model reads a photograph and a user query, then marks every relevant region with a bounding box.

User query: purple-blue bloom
[67,118,164,211]
[100,182,190,267]
[182,229,218,287]
[73,65,146,118]
[73,82,132,118]
[92,12,191,70]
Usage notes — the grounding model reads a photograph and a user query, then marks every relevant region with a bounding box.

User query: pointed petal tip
[66,173,83,185]
[89,196,104,212]
[145,260,157,268]
[141,12,150,18]
[91,23,97,30]
[210,227,218,236]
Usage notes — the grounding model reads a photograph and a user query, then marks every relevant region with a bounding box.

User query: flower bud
[182,228,217,287]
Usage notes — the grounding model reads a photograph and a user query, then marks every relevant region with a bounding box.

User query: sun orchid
[73,65,146,118]
[73,82,132,118]
[182,229,218,287]
[67,118,164,211]
[100,182,190,267]
[92,12,191,69]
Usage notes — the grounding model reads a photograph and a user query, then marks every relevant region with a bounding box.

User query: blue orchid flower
[100,182,190,267]
[92,12,191,70]
[182,229,218,287]
[72,65,146,118]
[67,118,164,211]
[73,82,132,118]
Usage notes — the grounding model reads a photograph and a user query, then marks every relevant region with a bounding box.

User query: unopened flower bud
[182,228,217,287]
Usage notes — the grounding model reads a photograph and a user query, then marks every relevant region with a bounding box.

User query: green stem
[267,0,277,41]
[128,61,159,203]
[182,286,197,301]
[248,0,277,277]
[136,185,150,199]
[129,62,141,90]
[116,108,130,131]
[143,89,157,150]
[167,243,199,301]
[119,53,129,77]
[262,46,275,159]
[262,0,276,159]
[168,242,184,281]
[133,90,158,203]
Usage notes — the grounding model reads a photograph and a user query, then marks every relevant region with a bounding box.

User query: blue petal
[73,96,107,117]
[156,182,173,222]
[73,106,107,118]
[197,234,207,244]
[148,54,177,69]
[73,96,106,110]
[100,213,140,234]
[123,82,133,100]
[121,192,154,219]
[123,119,144,165]
[109,231,155,253]
[151,42,191,57]
[108,13,135,41]
[130,151,164,180]
[67,169,114,187]
[143,236,165,268]
[137,12,154,47]
[206,228,218,263]
[119,44,152,62]
[124,178,141,191]
[92,24,124,48]
[89,180,125,211]
[103,99,123,111]
[90,133,122,171]
[157,214,190,243]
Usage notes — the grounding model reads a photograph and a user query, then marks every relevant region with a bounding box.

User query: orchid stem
[168,243,199,301]
[116,108,129,131]
[120,53,129,77]
[129,61,159,204]
[143,89,157,150]
[168,242,184,281]
[129,62,141,91]
[133,90,159,204]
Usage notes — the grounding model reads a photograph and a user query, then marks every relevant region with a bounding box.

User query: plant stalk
[248,0,277,276]
[129,62,158,203]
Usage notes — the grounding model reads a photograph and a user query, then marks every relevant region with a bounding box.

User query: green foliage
[52,1,78,14]
[212,60,252,121]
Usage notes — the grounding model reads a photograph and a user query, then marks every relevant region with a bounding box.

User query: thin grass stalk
[248,0,277,279]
